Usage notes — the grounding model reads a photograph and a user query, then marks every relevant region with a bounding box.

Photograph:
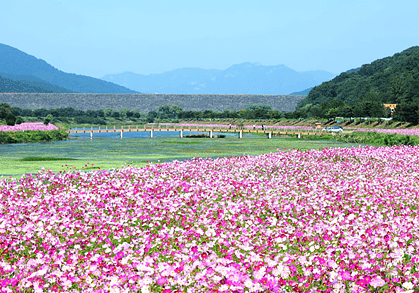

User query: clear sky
[1,0,419,78]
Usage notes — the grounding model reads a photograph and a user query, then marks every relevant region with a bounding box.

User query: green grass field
[0,136,362,179]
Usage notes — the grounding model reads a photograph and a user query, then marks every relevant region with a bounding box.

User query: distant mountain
[0,43,137,93]
[290,87,312,96]
[102,63,336,95]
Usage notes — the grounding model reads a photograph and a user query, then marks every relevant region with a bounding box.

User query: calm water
[68,128,244,139]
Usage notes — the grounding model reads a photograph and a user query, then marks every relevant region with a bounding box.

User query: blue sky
[1,0,419,78]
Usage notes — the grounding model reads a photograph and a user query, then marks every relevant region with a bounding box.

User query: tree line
[2,101,419,126]
[1,104,284,125]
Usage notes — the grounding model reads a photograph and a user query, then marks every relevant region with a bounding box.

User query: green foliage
[156,104,183,120]
[146,111,157,123]
[393,104,419,124]
[0,103,14,119]
[244,104,272,119]
[21,157,77,161]
[103,108,114,117]
[0,130,68,144]
[118,108,130,119]
[5,113,16,126]
[1,103,17,126]
[305,132,419,146]
[74,116,106,125]
[2,103,289,123]
[44,114,53,126]
[15,116,24,124]
[34,108,49,118]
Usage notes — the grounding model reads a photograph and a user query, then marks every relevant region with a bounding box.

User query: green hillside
[295,46,419,121]
[0,43,138,93]
[0,74,72,93]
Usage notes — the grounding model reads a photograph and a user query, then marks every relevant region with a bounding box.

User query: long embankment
[0,93,305,113]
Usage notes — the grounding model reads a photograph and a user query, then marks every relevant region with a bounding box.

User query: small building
[383,104,397,115]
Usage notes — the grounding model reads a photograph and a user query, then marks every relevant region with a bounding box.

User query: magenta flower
[157,277,167,285]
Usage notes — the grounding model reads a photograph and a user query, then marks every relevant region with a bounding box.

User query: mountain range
[0,43,137,93]
[0,43,335,95]
[102,64,336,95]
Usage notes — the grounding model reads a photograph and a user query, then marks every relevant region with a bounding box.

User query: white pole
[180,130,183,138]
[150,130,153,138]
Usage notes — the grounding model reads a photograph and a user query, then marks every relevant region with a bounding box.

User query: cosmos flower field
[1,146,419,292]
[0,123,58,132]
[157,123,316,131]
[354,129,419,137]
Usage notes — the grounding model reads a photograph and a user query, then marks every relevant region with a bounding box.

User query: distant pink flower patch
[155,122,316,131]
[0,122,58,132]
[355,128,419,136]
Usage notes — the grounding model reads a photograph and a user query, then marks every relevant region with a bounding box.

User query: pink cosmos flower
[340,270,352,281]
[157,277,167,285]
[370,276,386,288]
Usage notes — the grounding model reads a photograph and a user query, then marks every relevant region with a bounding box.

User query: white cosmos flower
[402,282,414,290]
[137,264,154,273]
[142,276,153,285]
[120,257,128,265]
[240,243,252,251]
[244,279,253,288]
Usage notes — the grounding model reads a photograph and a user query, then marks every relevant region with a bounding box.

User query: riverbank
[312,131,419,146]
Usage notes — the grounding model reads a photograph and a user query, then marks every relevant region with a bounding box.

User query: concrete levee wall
[0,93,305,113]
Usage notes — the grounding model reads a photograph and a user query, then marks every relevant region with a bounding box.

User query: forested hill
[297,46,419,109]
[0,74,72,93]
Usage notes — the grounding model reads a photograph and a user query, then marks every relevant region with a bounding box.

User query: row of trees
[146,104,283,121]
[289,91,419,124]
[3,101,418,125]
[6,104,284,124]
[12,107,143,119]
[288,92,392,120]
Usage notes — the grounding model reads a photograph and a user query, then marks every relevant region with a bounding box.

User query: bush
[44,114,53,126]
[6,114,16,126]
[15,116,24,124]
[0,130,68,144]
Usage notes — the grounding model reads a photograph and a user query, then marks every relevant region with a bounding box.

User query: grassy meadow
[0,136,361,179]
